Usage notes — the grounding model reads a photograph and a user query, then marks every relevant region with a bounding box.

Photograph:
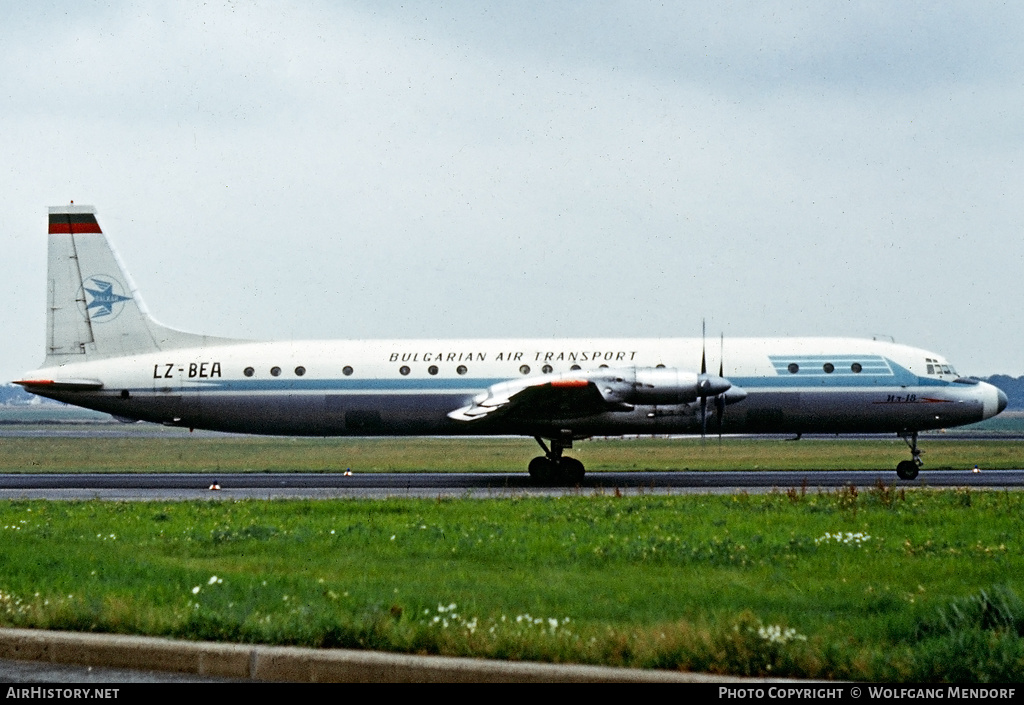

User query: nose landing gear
[896,431,923,480]
[529,433,585,484]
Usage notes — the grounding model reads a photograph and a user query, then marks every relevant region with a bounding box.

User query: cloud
[2,2,1023,380]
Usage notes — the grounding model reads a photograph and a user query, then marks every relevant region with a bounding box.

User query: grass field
[0,489,1022,681]
[0,434,1023,473]
[0,428,1022,681]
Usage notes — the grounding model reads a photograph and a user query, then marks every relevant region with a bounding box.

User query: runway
[1,469,1022,500]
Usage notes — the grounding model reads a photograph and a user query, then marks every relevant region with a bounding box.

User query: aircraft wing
[447,376,613,423]
[448,366,735,424]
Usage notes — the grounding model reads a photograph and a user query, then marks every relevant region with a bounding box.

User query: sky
[3,1,1023,382]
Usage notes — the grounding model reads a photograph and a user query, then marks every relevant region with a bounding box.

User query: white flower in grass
[757,624,807,644]
[815,531,870,546]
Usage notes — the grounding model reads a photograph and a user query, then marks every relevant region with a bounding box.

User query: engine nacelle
[591,367,729,405]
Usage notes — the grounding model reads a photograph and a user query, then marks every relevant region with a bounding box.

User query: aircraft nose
[997,388,1008,414]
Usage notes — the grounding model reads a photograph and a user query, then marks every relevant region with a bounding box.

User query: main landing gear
[529,433,585,484]
[896,431,923,481]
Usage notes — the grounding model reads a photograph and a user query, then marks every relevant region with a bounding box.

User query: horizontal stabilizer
[14,378,104,391]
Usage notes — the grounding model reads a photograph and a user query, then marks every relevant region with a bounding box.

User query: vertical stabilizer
[44,205,240,365]
[47,205,157,362]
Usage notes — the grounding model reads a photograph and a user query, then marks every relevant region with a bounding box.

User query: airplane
[15,205,1008,483]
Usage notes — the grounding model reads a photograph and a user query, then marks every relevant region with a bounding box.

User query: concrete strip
[0,628,752,683]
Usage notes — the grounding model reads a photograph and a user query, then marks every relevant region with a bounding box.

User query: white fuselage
[25,336,1006,437]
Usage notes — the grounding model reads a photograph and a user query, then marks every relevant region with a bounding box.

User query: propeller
[697,322,735,445]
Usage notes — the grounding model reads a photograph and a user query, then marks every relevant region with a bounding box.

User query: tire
[560,457,585,484]
[528,456,553,483]
[896,460,919,481]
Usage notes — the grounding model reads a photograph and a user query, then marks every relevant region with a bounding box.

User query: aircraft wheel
[561,457,585,483]
[529,456,554,483]
[896,460,919,481]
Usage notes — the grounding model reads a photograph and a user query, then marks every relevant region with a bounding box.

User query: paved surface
[0,469,1021,500]
[0,656,242,683]
[0,628,757,683]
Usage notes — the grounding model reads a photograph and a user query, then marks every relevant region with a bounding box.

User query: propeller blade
[701,319,707,375]
[700,319,707,445]
[718,333,725,443]
[701,395,708,445]
[716,392,725,443]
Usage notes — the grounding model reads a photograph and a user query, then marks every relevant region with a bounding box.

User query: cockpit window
[925,358,957,376]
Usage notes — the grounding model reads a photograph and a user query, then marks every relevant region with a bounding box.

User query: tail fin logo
[82,276,133,322]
